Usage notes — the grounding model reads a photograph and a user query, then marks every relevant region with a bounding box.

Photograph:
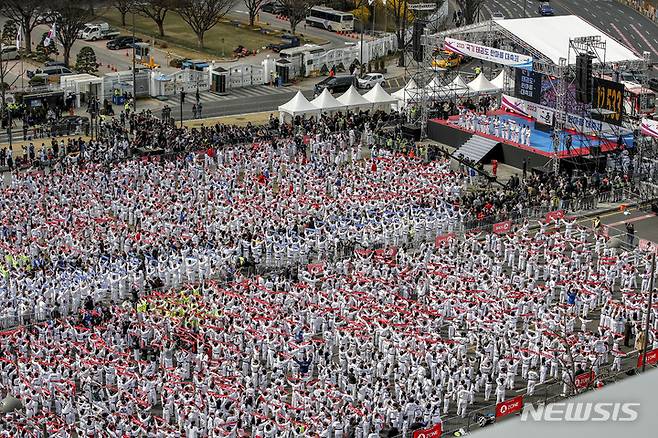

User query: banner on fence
[493,220,512,234]
[545,210,565,223]
[412,423,442,438]
[638,238,658,254]
[637,348,658,368]
[574,370,595,389]
[496,395,524,418]
[435,233,455,248]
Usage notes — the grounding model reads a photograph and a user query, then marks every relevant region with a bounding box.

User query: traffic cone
[126,51,129,57]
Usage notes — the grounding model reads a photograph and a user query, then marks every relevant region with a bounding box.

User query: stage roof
[495,15,642,65]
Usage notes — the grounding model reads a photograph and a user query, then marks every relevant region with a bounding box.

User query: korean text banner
[444,37,533,71]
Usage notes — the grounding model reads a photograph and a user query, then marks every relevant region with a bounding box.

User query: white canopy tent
[449,74,469,90]
[278,91,319,122]
[310,88,344,113]
[363,83,398,111]
[490,70,511,90]
[434,74,470,99]
[424,77,445,99]
[467,72,499,93]
[392,79,419,107]
[336,85,371,110]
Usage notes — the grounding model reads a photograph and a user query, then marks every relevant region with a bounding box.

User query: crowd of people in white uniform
[456,110,533,147]
[0,113,655,438]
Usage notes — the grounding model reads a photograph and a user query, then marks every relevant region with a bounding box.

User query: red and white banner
[435,233,455,248]
[641,118,658,138]
[307,263,324,275]
[637,348,658,368]
[574,370,595,389]
[638,238,658,254]
[545,210,565,222]
[493,221,512,235]
[496,395,523,418]
[413,423,442,438]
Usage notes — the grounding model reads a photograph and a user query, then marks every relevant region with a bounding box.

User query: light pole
[132,6,137,112]
[179,88,185,128]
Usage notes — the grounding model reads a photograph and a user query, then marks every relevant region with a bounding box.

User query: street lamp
[179,88,185,128]
[132,5,137,112]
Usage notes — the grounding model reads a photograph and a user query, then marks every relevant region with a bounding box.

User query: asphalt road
[484,0,658,61]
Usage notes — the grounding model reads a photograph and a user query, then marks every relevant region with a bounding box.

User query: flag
[44,23,57,47]
[15,25,22,49]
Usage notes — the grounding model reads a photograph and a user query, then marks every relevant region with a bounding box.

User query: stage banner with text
[413,424,442,438]
[496,395,524,418]
[637,348,658,368]
[444,37,533,70]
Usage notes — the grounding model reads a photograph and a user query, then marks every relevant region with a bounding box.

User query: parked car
[491,11,505,20]
[51,115,89,136]
[0,45,20,61]
[432,50,463,69]
[269,34,300,52]
[107,36,142,50]
[538,3,555,16]
[80,22,120,41]
[44,61,66,67]
[27,66,74,83]
[357,73,385,89]
[314,75,356,95]
[261,1,288,15]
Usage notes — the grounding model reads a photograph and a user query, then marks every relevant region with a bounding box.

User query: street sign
[412,423,442,438]
[496,395,523,418]
[637,348,658,368]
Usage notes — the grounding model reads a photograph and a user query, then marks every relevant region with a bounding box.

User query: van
[314,75,356,95]
[1,45,20,61]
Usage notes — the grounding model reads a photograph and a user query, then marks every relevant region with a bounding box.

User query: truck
[80,23,120,41]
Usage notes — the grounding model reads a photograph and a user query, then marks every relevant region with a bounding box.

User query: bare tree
[244,0,267,27]
[52,2,94,67]
[176,0,237,48]
[457,0,483,25]
[136,0,177,37]
[278,0,316,35]
[386,0,410,66]
[0,0,47,54]
[113,0,134,26]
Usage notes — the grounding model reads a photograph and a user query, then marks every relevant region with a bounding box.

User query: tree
[387,0,411,66]
[1,20,18,47]
[457,0,483,25]
[113,0,134,26]
[75,47,100,73]
[0,0,47,54]
[52,2,94,68]
[244,0,267,27]
[136,0,176,37]
[278,0,317,34]
[176,0,237,48]
[35,32,60,63]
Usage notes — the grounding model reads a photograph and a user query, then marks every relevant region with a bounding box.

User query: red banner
[413,423,442,438]
[637,348,658,368]
[493,221,512,235]
[496,395,523,418]
[434,233,455,248]
[545,210,565,222]
[307,263,324,275]
[574,370,595,389]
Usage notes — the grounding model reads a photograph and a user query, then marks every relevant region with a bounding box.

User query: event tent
[337,85,371,109]
[278,91,319,121]
[495,15,641,65]
[449,74,469,90]
[363,83,398,110]
[491,70,511,90]
[391,79,419,105]
[310,88,344,112]
[467,72,499,93]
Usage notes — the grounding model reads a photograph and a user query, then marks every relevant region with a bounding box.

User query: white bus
[306,6,354,32]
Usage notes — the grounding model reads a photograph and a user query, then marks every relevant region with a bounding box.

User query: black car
[51,116,90,136]
[261,1,287,14]
[106,36,142,50]
[314,75,356,95]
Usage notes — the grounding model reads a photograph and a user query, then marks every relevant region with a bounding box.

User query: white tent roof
[310,88,344,111]
[278,91,319,116]
[450,74,469,89]
[490,70,508,89]
[392,79,419,101]
[467,72,499,92]
[336,85,370,107]
[495,15,642,65]
[363,83,397,105]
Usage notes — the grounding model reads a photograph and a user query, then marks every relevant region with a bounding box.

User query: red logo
[493,220,512,234]
[434,233,455,248]
[496,395,523,418]
[545,210,565,222]
[413,423,442,438]
[637,348,658,367]
[574,371,595,389]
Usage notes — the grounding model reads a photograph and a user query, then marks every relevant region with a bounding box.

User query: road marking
[609,22,642,56]
[605,213,656,229]
[629,23,658,57]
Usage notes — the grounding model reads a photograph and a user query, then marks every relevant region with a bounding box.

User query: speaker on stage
[412,20,428,62]
[402,124,421,141]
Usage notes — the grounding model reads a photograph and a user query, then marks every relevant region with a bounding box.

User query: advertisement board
[515,69,542,103]
[444,37,533,70]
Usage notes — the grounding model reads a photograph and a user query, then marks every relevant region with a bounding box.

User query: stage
[427,110,634,169]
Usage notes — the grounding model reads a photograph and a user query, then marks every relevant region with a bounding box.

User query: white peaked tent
[424,76,444,98]
[450,74,469,90]
[467,72,499,93]
[311,88,344,112]
[336,85,370,109]
[278,91,319,121]
[437,74,470,98]
[392,79,419,106]
[363,83,397,111]
[491,70,512,90]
